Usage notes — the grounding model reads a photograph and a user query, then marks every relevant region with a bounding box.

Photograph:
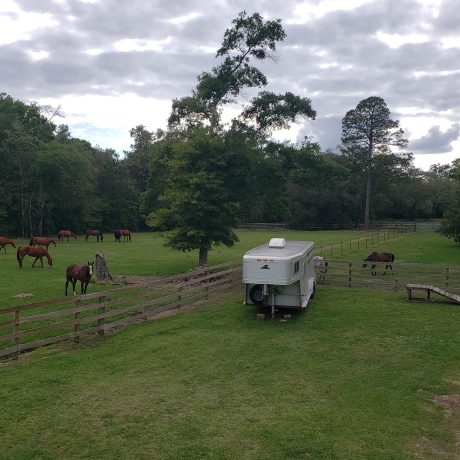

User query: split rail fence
[0,261,242,360]
[315,259,460,294]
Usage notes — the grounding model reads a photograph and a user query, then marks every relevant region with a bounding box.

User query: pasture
[1,229,384,308]
[0,230,459,458]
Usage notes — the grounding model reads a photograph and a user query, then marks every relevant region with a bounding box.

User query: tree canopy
[341,96,408,228]
[148,12,316,264]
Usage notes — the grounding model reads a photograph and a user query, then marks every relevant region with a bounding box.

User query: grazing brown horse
[29,236,57,249]
[0,236,16,254]
[17,246,53,268]
[58,230,78,242]
[65,262,94,295]
[363,252,395,276]
[85,229,103,242]
[114,228,131,242]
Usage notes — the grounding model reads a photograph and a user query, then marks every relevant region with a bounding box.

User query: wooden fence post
[13,308,20,359]
[143,288,149,320]
[177,286,183,308]
[74,299,81,343]
[445,267,450,289]
[348,262,352,288]
[330,244,333,259]
[97,295,106,335]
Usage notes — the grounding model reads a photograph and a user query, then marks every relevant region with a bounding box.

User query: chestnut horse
[17,246,53,268]
[85,229,103,242]
[29,236,57,249]
[58,230,78,242]
[0,236,16,254]
[363,252,395,276]
[114,229,131,242]
[65,262,94,295]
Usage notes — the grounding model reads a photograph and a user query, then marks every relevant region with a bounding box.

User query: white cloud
[168,12,201,25]
[113,37,173,53]
[0,2,58,45]
[289,0,374,23]
[376,32,429,48]
[39,93,171,152]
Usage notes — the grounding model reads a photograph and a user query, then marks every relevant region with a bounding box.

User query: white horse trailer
[243,238,316,316]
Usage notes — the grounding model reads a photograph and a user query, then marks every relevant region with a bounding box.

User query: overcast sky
[1,0,459,170]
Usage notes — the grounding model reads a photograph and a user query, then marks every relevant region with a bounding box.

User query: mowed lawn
[0,287,459,459]
[0,230,459,458]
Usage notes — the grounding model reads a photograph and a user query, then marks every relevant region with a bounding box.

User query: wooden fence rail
[317,226,415,259]
[315,259,460,294]
[0,262,242,360]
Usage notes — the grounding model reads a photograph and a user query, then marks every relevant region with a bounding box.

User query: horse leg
[72,280,77,295]
[32,256,38,268]
[65,279,70,296]
[1,245,5,254]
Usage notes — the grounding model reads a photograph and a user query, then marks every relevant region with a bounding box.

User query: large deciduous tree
[341,96,408,228]
[148,11,316,265]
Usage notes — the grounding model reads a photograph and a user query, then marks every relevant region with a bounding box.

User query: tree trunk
[95,252,113,282]
[364,146,373,230]
[364,161,371,230]
[199,247,208,266]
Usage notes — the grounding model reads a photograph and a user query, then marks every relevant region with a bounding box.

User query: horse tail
[29,237,34,246]
[128,232,131,241]
[390,253,395,262]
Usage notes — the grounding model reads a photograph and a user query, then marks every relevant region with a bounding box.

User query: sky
[1,0,459,170]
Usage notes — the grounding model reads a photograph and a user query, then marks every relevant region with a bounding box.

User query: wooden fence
[0,262,242,360]
[238,222,289,230]
[315,259,460,294]
[317,226,415,259]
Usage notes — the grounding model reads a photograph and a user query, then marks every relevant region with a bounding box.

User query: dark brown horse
[17,246,53,268]
[85,229,103,242]
[65,262,94,295]
[114,228,131,242]
[29,236,57,249]
[0,236,16,254]
[363,252,395,276]
[58,230,78,242]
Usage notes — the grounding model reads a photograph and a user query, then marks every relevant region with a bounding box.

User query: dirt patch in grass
[414,386,460,458]
[111,274,164,285]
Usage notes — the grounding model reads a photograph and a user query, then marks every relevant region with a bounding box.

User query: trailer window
[294,261,299,273]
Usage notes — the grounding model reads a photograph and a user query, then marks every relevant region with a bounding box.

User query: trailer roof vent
[269,238,285,248]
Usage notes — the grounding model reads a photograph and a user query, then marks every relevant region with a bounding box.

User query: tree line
[1,12,458,263]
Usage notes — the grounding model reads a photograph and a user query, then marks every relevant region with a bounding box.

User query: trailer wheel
[249,284,264,305]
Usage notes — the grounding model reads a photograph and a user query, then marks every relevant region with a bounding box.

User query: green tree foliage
[147,129,249,264]
[341,96,408,228]
[438,160,460,242]
[148,12,316,265]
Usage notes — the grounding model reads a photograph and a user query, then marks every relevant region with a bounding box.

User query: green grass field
[0,230,459,459]
[1,229,457,309]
